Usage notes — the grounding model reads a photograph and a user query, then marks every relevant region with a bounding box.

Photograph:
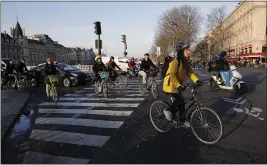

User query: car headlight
[71,73,78,77]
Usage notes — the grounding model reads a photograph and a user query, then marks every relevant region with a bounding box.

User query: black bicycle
[149,83,223,145]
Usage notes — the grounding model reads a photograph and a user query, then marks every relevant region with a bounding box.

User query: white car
[101,56,129,72]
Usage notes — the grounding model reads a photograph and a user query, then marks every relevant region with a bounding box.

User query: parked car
[101,56,129,72]
[28,63,91,87]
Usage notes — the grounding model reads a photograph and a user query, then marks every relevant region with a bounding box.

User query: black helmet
[221,51,227,57]
[110,56,114,60]
[144,53,150,57]
[176,42,190,51]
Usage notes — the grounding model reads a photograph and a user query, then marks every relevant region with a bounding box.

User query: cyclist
[17,58,28,75]
[128,57,136,75]
[106,56,122,82]
[43,58,57,100]
[139,53,156,86]
[163,42,203,127]
[6,58,19,87]
[92,55,106,87]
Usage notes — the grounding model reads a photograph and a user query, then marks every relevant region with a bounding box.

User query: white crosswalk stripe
[23,77,161,164]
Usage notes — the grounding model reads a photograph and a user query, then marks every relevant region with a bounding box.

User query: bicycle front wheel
[102,80,108,98]
[118,74,128,90]
[52,86,59,103]
[150,100,173,133]
[190,106,223,145]
[150,79,158,99]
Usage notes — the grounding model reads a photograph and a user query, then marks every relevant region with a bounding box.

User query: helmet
[176,42,190,51]
[95,55,101,61]
[144,53,150,57]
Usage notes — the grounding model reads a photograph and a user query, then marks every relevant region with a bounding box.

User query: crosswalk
[22,77,160,164]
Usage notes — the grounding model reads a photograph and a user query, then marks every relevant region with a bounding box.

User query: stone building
[1,32,22,60]
[2,21,77,65]
[212,1,266,61]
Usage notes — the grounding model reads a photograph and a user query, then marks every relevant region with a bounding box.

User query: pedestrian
[43,58,57,100]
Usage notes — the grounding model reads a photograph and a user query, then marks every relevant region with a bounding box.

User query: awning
[240,53,265,58]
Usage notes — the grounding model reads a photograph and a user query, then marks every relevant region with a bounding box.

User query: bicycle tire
[190,106,223,145]
[52,86,59,103]
[102,80,108,98]
[150,100,173,133]
[118,75,128,90]
[95,81,100,95]
[150,79,159,99]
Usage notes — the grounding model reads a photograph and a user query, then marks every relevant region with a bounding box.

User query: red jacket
[128,61,136,68]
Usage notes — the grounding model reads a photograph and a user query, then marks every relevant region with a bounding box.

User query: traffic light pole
[98,34,101,55]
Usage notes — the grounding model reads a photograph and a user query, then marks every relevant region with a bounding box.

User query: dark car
[28,63,91,87]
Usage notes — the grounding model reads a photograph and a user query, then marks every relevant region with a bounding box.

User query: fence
[27,65,93,71]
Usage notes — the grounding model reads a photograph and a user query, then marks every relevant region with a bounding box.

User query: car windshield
[62,65,78,71]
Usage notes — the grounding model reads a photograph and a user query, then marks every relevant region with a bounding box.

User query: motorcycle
[210,65,248,94]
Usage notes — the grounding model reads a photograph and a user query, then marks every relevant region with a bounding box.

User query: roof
[1,33,13,41]
[14,21,23,38]
[28,39,45,45]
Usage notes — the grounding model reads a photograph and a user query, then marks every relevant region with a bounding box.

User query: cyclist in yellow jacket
[163,42,203,127]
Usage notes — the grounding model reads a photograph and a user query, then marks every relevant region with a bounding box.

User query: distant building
[1,32,22,60]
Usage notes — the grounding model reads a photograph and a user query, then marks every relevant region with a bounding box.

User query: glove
[196,80,203,86]
[177,85,186,93]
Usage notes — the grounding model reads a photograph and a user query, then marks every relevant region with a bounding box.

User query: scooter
[210,65,248,94]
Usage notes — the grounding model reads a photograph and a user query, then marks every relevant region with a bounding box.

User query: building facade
[1,21,78,66]
[219,1,266,61]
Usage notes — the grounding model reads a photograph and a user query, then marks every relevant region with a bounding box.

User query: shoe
[163,110,173,121]
[181,121,190,128]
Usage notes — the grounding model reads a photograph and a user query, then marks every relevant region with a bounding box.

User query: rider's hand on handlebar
[177,85,186,92]
[196,80,203,86]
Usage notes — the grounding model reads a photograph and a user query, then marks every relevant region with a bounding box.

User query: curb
[1,92,30,141]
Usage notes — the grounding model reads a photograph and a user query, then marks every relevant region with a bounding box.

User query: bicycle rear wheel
[95,81,101,95]
[102,80,108,98]
[118,74,128,90]
[150,100,173,133]
[150,79,158,99]
[190,106,223,145]
[52,86,59,103]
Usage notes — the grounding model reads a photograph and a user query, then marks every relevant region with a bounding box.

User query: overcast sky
[1,1,238,57]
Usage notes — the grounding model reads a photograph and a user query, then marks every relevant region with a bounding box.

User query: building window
[249,47,252,53]
[245,48,248,54]
[262,46,266,53]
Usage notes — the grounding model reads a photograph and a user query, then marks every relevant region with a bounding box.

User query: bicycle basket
[48,76,59,83]
[99,71,109,80]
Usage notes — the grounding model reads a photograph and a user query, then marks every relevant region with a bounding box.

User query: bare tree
[193,38,209,60]
[205,6,227,55]
[152,4,203,60]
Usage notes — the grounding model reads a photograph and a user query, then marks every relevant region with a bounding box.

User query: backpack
[161,57,180,79]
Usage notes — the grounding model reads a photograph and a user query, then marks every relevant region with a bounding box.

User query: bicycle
[108,70,128,90]
[47,75,59,103]
[138,70,159,99]
[149,83,223,145]
[95,71,109,98]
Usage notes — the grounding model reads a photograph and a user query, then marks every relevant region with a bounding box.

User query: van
[101,56,129,72]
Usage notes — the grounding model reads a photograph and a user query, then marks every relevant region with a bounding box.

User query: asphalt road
[2,68,266,164]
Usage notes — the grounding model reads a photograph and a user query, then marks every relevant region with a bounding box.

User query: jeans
[166,92,185,122]
[139,71,147,83]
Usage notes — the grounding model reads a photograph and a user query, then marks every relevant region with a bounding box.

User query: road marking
[58,97,145,101]
[23,151,89,164]
[221,97,247,105]
[38,102,140,107]
[29,129,110,147]
[84,86,139,90]
[35,117,124,128]
[233,107,264,121]
[38,108,133,116]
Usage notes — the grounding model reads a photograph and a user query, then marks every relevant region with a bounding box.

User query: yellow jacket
[163,58,199,93]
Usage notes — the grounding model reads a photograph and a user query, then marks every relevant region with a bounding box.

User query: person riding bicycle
[139,53,157,85]
[17,58,28,76]
[128,57,136,75]
[92,55,106,87]
[43,58,57,100]
[106,56,122,82]
[6,58,19,87]
[162,42,203,127]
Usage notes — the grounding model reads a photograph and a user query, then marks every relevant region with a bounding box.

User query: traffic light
[121,35,126,43]
[124,52,127,56]
[94,22,101,35]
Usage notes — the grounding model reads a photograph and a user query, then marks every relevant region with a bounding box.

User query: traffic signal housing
[121,35,126,43]
[94,22,101,35]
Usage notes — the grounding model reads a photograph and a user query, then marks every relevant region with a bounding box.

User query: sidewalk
[1,89,29,140]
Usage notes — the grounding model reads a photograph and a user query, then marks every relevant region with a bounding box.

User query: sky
[1,1,238,57]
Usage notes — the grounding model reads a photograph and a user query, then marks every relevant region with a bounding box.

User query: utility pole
[94,21,102,55]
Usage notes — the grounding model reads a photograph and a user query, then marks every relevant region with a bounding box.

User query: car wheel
[63,77,71,87]
[31,78,38,87]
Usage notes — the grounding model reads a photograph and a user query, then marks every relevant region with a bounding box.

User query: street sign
[95,40,102,49]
